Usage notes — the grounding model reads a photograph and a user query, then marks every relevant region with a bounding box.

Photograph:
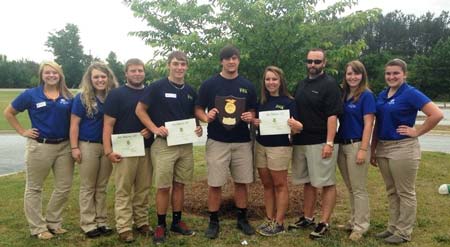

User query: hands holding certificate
[253,110,303,136]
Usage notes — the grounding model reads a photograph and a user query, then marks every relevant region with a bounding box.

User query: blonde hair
[341,60,371,102]
[38,61,73,99]
[260,66,292,104]
[80,62,119,118]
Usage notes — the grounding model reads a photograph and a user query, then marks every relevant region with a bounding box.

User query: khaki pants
[337,142,370,233]
[377,158,419,241]
[151,138,194,188]
[24,139,74,235]
[113,148,152,233]
[376,138,420,241]
[78,141,112,232]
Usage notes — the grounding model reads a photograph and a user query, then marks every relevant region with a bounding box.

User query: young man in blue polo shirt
[195,45,258,239]
[135,51,202,244]
[103,58,154,243]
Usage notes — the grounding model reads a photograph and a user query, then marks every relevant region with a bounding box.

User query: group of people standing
[3,45,443,245]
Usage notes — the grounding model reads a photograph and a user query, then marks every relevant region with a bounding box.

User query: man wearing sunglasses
[289,48,342,239]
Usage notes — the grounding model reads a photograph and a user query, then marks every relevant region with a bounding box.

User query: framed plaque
[215,95,246,130]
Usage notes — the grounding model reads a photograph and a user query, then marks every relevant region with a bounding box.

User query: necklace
[168,80,185,90]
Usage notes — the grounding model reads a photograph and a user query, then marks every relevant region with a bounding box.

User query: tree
[125,0,380,90]
[0,55,39,88]
[46,23,86,87]
[106,51,125,84]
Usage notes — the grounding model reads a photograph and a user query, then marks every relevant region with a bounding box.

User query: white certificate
[111,132,145,157]
[259,110,290,135]
[165,118,197,146]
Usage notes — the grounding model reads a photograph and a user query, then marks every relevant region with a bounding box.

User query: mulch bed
[184,177,346,219]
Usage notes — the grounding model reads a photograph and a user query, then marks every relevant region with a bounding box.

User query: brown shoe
[137,224,153,236]
[36,231,54,240]
[49,228,68,235]
[349,231,363,241]
[118,230,134,243]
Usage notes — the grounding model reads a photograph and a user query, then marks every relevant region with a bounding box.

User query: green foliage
[45,23,87,88]
[126,0,380,90]
[410,38,450,100]
[0,57,39,88]
[106,52,125,84]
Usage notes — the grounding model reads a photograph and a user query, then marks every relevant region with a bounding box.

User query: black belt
[35,137,67,144]
[80,139,102,144]
[341,138,362,145]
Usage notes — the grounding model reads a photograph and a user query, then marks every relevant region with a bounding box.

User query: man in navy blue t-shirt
[136,51,202,244]
[103,58,153,243]
[195,45,257,239]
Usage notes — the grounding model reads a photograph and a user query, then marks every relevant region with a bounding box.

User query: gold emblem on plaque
[224,99,237,114]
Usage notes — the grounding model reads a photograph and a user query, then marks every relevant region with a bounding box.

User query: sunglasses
[305,59,323,64]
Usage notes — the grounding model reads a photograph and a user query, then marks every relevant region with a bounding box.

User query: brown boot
[118,230,134,243]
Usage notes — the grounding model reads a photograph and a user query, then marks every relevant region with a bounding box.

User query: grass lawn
[0,147,449,247]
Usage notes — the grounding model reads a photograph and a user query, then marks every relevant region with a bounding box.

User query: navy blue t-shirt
[196,74,257,143]
[256,95,298,147]
[71,93,104,142]
[292,73,342,145]
[337,90,376,140]
[104,85,154,147]
[376,83,430,141]
[140,78,197,126]
[12,85,72,139]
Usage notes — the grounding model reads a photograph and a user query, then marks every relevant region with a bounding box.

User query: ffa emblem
[225,99,237,114]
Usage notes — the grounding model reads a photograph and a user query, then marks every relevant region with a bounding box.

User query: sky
[0,0,449,63]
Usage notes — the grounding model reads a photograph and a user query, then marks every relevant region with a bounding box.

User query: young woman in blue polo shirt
[252,66,303,236]
[3,61,73,240]
[336,60,375,241]
[370,59,443,244]
[69,63,118,238]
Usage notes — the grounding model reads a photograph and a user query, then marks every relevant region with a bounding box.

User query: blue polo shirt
[11,86,72,139]
[71,93,104,142]
[337,90,376,140]
[140,78,197,126]
[256,95,299,147]
[104,85,154,148]
[196,74,258,143]
[376,83,430,140]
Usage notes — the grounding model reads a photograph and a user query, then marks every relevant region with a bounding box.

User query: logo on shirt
[59,99,70,105]
[187,94,193,100]
[275,104,285,110]
[311,90,319,94]
[348,103,356,109]
[239,88,248,94]
[388,99,396,105]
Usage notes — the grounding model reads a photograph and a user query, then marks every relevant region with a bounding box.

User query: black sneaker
[170,220,195,236]
[309,222,329,239]
[85,228,102,238]
[237,219,255,235]
[258,222,285,237]
[153,225,166,245]
[98,226,114,236]
[205,221,219,239]
[288,216,316,230]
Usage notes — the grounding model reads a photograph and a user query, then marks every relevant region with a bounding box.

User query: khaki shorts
[206,139,253,187]
[254,141,292,171]
[291,143,338,188]
[151,138,194,188]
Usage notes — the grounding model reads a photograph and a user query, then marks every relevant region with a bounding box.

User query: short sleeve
[71,94,86,118]
[408,88,431,110]
[361,91,376,116]
[103,89,120,119]
[11,90,32,112]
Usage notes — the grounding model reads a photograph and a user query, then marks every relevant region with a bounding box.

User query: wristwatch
[326,141,334,148]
